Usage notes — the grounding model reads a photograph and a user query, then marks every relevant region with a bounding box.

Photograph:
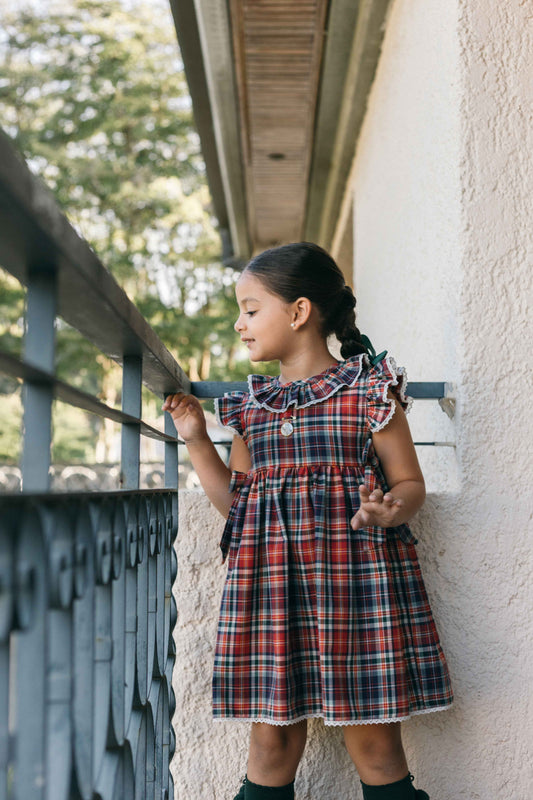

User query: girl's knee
[343,723,405,769]
[250,722,307,768]
[343,725,409,785]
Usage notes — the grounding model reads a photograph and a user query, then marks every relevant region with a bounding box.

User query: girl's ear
[291,297,312,329]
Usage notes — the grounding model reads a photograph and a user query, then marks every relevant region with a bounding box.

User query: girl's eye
[246,311,257,317]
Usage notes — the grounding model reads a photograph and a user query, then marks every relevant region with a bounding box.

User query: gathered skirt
[212,467,453,725]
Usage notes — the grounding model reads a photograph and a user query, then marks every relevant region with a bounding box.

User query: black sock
[360,773,416,799]
[244,777,295,799]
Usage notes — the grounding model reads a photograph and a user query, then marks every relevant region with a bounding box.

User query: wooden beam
[317,0,393,248]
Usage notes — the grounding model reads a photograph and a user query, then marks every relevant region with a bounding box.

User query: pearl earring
[290,322,296,328]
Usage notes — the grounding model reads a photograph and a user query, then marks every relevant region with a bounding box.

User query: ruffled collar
[247,354,368,413]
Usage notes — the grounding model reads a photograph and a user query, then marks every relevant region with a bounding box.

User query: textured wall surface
[350,0,461,495]
[454,0,533,794]
[349,0,533,797]
[171,1,533,797]
[171,493,250,800]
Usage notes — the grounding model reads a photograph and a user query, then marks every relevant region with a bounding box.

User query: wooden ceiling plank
[229,0,329,249]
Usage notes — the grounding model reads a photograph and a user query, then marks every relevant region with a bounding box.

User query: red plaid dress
[213,355,453,725]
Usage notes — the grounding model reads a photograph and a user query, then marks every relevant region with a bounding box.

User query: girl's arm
[162,393,251,518]
[350,396,425,530]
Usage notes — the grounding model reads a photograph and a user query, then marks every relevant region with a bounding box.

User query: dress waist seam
[247,464,362,473]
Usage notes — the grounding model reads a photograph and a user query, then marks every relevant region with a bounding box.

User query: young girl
[163,243,453,800]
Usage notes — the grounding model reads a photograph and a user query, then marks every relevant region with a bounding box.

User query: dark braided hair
[244,242,368,359]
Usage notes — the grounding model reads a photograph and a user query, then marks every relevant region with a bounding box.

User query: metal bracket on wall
[438,383,456,419]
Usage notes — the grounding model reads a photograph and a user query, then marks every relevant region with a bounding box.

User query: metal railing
[0,130,454,799]
[1,489,177,800]
[0,130,183,800]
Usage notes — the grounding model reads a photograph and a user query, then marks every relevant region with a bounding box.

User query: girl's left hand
[350,484,404,530]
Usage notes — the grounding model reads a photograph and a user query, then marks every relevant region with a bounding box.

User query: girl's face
[234,271,295,363]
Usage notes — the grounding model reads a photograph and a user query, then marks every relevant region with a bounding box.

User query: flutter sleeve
[214,391,248,438]
[366,355,413,432]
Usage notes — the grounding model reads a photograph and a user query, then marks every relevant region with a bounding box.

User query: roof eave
[305,0,394,249]
[169,0,250,265]
[171,0,393,260]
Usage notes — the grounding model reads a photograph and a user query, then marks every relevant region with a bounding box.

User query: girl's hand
[162,393,207,443]
[350,484,405,530]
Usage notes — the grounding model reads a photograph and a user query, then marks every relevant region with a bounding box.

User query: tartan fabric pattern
[212,356,453,725]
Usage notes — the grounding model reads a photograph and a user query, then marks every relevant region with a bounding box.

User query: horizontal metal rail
[0,351,178,444]
[192,380,450,400]
[0,130,189,400]
[0,354,455,452]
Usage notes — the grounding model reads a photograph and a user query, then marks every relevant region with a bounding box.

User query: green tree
[0,0,263,464]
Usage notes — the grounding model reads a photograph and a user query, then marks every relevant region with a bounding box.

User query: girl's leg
[247,720,308,786]
[342,722,409,786]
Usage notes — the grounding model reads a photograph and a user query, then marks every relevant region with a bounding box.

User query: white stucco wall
[171,1,533,797]
[346,0,533,797]
[350,0,461,496]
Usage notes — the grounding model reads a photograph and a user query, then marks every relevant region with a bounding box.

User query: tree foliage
[0,0,265,463]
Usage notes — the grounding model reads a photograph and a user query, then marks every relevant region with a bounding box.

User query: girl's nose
[234,314,245,332]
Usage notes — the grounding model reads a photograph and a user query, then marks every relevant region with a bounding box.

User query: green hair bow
[360,335,388,366]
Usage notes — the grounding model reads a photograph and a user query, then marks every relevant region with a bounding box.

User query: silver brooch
[280,416,296,436]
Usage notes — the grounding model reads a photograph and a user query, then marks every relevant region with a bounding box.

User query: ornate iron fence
[0,489,177,800]
[0,130,184,800]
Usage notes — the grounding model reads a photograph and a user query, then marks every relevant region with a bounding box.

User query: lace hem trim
[212,702,453,727]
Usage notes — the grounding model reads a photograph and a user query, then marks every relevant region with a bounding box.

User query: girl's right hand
[162,393,207,443]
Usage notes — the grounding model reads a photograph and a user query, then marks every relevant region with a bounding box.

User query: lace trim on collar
[247,355,367,413]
